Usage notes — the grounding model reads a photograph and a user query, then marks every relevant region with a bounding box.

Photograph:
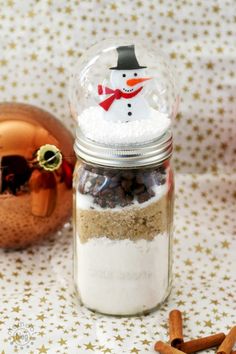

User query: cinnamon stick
[217,327,236,354]
[154,341,186,354]
[178,333,225,353]
[169,309,184,347]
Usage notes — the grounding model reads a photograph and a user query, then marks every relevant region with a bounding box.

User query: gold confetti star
[131,15,138,21]
[184,259,193,266]
[193,92,200,100]
[57,66,65,73]
[28,10,35,17]
[185,61,193,68]
[141,339,151,345]
[221,240,230,248]
[65,6,72,14]
[110,3,117,10]
[216,47,223,53]
[12,306,21,313]
[177,300,186,306]
[30,53,38,61]
[191,182,199,190]
[37,314,46,321]
[204,320,213,328]
[84,342,95,350]
[12,333,22,343]
[218,107,225,115]
[194,45,202,52]
[115,335,124,342]
[67,49,75,56]
[0,59,7,66]
[195,244,203,252]
[212,5,220,12]
[9,42,16,49]
[206,62,214,69]
[170,52,177,59]
[167,10,174,18]
[58,338,67,345]
[37,345,49,353]
[211,299,219,305]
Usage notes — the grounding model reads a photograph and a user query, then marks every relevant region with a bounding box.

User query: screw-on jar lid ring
[74,128,173,168]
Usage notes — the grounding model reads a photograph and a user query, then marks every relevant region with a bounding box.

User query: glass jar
[73,130,174,316]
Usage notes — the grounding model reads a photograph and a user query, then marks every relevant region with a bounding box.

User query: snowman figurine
[98,45,151,123]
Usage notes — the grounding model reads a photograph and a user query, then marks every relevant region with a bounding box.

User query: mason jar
[73,129,174,316]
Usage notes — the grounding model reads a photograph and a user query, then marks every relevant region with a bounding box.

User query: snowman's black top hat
[110,45,147,70]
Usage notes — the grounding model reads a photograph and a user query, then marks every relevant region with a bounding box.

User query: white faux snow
[78,106,171,145]
[75,233,170,315]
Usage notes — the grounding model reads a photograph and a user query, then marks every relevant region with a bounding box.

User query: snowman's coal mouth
[123,88,134,93]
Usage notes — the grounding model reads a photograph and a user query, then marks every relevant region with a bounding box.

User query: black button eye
[122,74,126,77]
[134,73,138,77]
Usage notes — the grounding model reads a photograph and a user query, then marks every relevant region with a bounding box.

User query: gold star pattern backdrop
[0,0,236,353]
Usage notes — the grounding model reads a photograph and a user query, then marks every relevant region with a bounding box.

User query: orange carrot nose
[126,77,151,87]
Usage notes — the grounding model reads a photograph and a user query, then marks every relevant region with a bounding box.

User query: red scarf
[98,85,143,111]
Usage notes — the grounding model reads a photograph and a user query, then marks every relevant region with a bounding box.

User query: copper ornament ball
[0,103,75,249]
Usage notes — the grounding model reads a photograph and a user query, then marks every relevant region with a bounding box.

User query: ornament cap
[37,144,62,171]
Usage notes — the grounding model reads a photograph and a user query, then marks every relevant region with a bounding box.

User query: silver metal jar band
[74,127,173,168]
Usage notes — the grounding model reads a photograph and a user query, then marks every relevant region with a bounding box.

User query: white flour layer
[76,183,168,211]
[78,106,170,145]
[75,233,169,315]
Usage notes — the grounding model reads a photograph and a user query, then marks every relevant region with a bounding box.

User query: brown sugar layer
[77,192,173,243]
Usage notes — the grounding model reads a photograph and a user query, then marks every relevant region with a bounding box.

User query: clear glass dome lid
[69,38,179,146]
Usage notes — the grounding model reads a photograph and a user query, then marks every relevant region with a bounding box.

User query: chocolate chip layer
[78,166,167,209]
